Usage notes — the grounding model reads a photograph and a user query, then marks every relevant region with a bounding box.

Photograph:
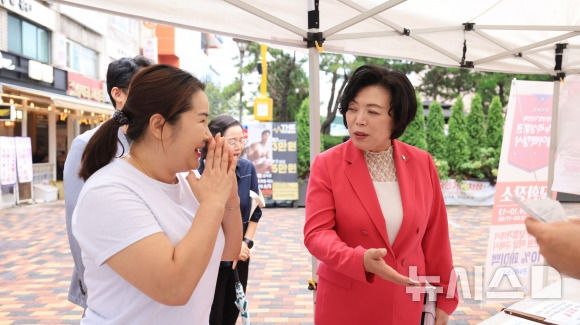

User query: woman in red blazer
[304,65,458,324]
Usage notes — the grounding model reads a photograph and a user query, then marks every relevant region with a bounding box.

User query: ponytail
[78,111,129,180]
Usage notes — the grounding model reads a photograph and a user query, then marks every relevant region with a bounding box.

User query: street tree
[244,42,309,122]
[486,96,505,160]
[446,95,469,174]
[426,100,446,160]
[466,93,486,160]
[399,92,427,150]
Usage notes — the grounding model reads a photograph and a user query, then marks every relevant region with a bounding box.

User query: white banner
[485,80,554,302]
[0,137,17,185]
[14,137,33,183]
[552,75,580,195]
[440,179,495,206]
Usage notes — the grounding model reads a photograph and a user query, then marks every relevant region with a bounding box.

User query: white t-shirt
[72,158,224,324]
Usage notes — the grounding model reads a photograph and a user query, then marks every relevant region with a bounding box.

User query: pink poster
[0,137,17,185]
[507,94,552,172]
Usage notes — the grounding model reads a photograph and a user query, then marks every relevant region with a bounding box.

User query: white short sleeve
[72,182,162,266]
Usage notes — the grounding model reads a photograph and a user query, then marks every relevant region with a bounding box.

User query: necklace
[127,152,178,184]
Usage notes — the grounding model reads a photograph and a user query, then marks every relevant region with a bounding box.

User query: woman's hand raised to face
[188,134,237,209]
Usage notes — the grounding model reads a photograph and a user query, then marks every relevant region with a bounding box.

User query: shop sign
[67,71,104,102]
[0,51,15,70]
[28,60,54,83]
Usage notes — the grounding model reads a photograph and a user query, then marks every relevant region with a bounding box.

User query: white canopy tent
[51,0,580,163]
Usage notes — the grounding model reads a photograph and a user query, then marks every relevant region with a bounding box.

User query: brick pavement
[1,201,579,324]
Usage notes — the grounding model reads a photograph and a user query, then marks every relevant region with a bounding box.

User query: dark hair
[338,65,417,139]
[201,115,242,159]
[261,129,271,136]
[106,55,152,108]
[79,64,205,180]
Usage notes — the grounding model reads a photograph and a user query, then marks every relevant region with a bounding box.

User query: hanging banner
[484,80,554,302]
[0,137,17,185]
[271,122,298,201]
[14,137,33,183]
[552,75,580,195]
[245,122,298,201]
[245,123,273,198]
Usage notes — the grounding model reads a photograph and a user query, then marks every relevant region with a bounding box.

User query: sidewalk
[1,201,579,324]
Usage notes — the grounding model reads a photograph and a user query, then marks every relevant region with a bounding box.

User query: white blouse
[364,146,403,246]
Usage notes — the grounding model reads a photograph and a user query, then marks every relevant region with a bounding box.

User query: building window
[7,14,51,63]
[66,41,98,79]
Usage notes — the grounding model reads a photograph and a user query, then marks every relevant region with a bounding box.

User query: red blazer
[304,140,458,324]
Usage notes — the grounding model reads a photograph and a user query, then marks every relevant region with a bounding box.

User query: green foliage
[322,134,344,151]
[474,72,551,108]
[466,94,486,160]
[399,92,427,150]
[204,82,237,118]
[486,96,504,161]
[245,43,309,122]
[426,101,446,160]
[434,158,449,180]
[446,95,470,174]
[418,67,477,101]
[296,98,310,179]
[458,147,499,184]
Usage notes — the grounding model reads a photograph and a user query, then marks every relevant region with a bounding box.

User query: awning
[1,83,114,114]
[51,95,114,115]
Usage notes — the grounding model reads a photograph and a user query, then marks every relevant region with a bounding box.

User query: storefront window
[80,120,92,134]
[56,118,67,180]
[7,14,51,64]
[27,112,49,163]
[7,15,22,54]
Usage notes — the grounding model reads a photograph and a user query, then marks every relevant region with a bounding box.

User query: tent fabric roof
[52,0,580,76]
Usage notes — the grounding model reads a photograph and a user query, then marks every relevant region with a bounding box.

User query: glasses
[226,137,246,147]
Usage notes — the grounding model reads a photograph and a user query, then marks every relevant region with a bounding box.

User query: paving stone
[1,200,579,324]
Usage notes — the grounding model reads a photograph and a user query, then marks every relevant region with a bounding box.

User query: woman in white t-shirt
[72,64,242,324]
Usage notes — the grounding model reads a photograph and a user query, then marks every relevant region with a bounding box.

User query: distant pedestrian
[199,115,264,325]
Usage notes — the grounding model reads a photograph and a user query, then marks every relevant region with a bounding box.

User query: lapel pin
[401,155,406,161]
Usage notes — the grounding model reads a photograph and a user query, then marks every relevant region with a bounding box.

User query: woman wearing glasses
[199,115,264,325]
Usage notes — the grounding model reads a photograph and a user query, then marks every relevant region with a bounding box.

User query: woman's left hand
[239,241,251,261]
[435,307,449,325]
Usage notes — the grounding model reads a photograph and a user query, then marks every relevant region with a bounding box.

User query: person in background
[303,65,458,324]
[199,115,263,325]
[72,64,242,323]
[63,55,151,309]
[525,218,580,279]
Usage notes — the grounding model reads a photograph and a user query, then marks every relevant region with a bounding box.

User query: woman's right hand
[188,135,236,209]
[363,248,420,286]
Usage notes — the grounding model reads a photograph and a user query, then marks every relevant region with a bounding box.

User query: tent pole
[308,46,321,308]
[307,0,321,311]
[547,79,560,198]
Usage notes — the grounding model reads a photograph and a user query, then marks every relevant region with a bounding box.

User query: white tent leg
[308,46,321,307]
[547,79,560,198]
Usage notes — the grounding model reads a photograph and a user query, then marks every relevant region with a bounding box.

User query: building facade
[0,0,141,207]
